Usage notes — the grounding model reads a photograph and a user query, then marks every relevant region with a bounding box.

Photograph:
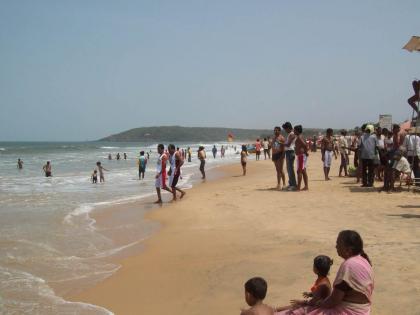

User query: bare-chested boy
[294,125,309,191]
[321,128,337,181]
[168,144,186,201]
[240,277,274,315]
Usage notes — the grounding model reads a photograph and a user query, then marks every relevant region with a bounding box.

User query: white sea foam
[0,140,242,314]
[0,266,114,315]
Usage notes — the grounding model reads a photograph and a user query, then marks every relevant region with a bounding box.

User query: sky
[1,0,420,141]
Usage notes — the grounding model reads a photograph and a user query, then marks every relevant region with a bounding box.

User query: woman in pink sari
[276,230,374,315]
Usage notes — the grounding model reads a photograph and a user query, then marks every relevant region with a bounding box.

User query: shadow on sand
[387,213,420,219]
[398,205,420,209]
[347,187,378,193]
[255,187,281,192]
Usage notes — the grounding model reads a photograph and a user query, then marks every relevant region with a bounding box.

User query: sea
[0,141,242,315]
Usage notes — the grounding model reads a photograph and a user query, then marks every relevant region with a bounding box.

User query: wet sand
[68,151,420,315]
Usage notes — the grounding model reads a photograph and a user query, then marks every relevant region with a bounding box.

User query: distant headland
[99,126,325,142]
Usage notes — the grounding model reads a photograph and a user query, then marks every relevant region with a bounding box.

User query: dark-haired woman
[271,127,286,190]
[275,230,374,315]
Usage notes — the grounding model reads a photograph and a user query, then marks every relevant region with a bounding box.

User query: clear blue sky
[1,0,419,141]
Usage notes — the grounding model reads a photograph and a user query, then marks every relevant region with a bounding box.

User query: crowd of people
[251,121,420,193]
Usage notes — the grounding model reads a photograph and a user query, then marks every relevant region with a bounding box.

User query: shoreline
[68,152,420,315]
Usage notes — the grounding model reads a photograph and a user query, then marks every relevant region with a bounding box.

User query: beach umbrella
[403,36,420,52]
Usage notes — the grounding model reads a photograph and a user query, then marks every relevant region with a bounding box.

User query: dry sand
[69,151,420,315]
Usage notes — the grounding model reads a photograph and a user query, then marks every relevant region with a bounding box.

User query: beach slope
[70,152,420,315]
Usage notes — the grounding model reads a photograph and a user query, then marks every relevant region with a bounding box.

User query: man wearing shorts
[321,128,337,181]
[168,144,186,201]
[155,144,171,203]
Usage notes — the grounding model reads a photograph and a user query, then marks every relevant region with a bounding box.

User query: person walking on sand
[255,139,262,161]
[221,145,226,158]
[198,146,206,179]
[321,128,337,181]
[43,161,52,177]
[168,144,186,201]
[17,158,23,169]
[283,122,297,190]
[294,125,309,191]
[338,130,349,177]
[154,144,171,204]
[138,151,147,179]
[96,161,108,183]
[263,138,270,160]
[241,145,248,175]
[212,145,217,159]
[271,126,286,190]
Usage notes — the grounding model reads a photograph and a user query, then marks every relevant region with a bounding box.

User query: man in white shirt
[359,125,378,187]
[403,128,420,179]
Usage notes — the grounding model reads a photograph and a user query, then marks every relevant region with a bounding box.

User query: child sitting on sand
[241,145,248,176]
[241,277,274,315]
[275,255,333,312]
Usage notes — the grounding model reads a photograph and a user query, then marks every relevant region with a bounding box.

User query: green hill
[99,126,325,142]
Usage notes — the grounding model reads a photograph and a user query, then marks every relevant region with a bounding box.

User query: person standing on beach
[108,153,112,160]
[154,144,171,204]
[403,129,420,179]
[359,125,378,187]
[220,145,225,158]
[198,146,206,179]
[294,125,309,191]
[262,138,270,160]
[271,126,286,190]
[91,169,98,184]
[116,153,120,160]
[96,161,108,183]
[168,144,186,201]
[255,139,261,161]
[43,161,52,177]
[283,122,297,190]
[17,158,23,169]
[338,130,349,177]
[241,145,248,176]
[123,153,127,160]
[212,145,217,159]
[187,147,192,162]
[321,128,337,181]
[138,151,147,179]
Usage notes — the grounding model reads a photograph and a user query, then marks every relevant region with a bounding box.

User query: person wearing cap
[358,124,379,187]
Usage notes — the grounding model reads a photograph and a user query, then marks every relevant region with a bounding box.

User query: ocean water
[0,141,241,314]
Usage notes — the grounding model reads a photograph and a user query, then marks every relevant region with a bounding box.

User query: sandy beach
[69,151,420,315]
